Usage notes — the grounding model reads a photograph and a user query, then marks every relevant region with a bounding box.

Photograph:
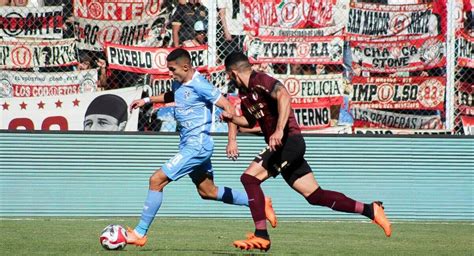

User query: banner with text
[0,6,63,39]
[73,15,158,51]
[106,44,208,74]
[73,0,163,20]
[0,70,97,98]
[456,31,474,68]
[258,24,344,37]
[346,2,435,39]
[350,76,445,110]
[275,73,345,105]
[0,38,77,69]
[1,87,142,131]
[242,0,338,35]
[245,36,344,64]
[351,35,445,72]
[354,128,451,135]
[292,100,333,130]
[352,108,443,129]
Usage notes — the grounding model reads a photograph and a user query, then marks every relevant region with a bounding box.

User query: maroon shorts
[253,135,312,186]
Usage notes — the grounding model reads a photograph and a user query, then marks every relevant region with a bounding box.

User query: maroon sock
[240,173,267,230]
[305,187,365,215]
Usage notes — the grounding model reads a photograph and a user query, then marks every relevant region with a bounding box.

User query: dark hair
[166,48,191,63]
[85,94,128,123]
[224,51,249,70]
[152,17,166,29]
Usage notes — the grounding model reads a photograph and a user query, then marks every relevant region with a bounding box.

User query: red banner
[242,0,338,35]
[292,99,333,130]
[461,115,474,135]
[456,31,474,68]
[351,35,446,73]
[351,76,446,110]
[73,0,163,20]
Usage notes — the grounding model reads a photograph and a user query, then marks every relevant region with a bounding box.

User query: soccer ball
[99,224,128,250]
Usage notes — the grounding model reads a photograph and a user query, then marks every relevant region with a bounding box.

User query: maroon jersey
[239,71,301,143]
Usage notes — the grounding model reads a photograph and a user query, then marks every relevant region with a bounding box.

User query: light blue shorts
[161,145,213,181]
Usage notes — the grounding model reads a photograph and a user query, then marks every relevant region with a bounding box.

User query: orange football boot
[265,197,278,228]
[233,233,271,252]
[372,201,392,237]
[126,227,148,247]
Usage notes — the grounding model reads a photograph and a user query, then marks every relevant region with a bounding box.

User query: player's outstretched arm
[129,92,174,112]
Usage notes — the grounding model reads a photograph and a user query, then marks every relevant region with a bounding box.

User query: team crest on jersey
[184,90,191,100]
[252,91,259,101]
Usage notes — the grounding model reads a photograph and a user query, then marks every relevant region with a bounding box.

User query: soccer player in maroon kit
[222,52,392,251]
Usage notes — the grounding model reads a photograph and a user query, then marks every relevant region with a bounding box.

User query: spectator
[11,0,43,6]
[247,38,264,60]
[83,94,128,131]
[142,16,172,47]
[182,20,207,47]
[217,0,245,62]
[0,0,10,6]
[170,0,208,47]
[77,52,107,90]
[462,0,473,33]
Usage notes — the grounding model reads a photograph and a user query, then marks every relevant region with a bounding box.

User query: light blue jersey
[162,71,222,180]
[173,71,221,149]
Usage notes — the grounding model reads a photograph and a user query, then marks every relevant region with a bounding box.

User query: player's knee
[197,187,217,200]
[149,171,167,190]
[305,187,324,205]
[240,173,262,186]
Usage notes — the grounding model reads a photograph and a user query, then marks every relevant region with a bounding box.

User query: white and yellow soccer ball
[99,224,128,250]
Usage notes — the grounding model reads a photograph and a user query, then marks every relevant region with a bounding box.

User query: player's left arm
[269,81,291,151]
[215,96,240,160]
[196,79,240,160]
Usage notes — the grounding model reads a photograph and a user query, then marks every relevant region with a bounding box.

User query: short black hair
[166,48,191,63]
[224,51,249,71]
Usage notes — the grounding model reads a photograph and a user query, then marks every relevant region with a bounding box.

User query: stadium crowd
[0,0,473,134]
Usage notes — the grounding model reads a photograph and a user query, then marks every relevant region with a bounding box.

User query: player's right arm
[129,91,174,112]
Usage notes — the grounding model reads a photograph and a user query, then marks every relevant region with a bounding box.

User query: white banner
[245,36,344,64]
[0,70,98,98]
[346,2,436,39]
[73,16,157,51]
[0,38,77,69]
[106,44,207,74]
[1,87,142,131]
[352,107,442,129]
[354,128,451,135]
[0,6,63,39]
[274,73,345,98]
[258,24,344,37]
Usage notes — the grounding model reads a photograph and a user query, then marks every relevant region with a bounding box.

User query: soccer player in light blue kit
[127,49,276,247]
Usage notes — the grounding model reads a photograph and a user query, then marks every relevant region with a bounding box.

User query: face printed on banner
[83,94,128,131]
[41,47,52,66]
[248,39,263,59]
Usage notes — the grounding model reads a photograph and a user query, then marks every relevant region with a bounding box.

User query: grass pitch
[1,218,472,255]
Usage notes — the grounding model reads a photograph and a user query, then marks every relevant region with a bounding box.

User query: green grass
[1,218,472,255]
